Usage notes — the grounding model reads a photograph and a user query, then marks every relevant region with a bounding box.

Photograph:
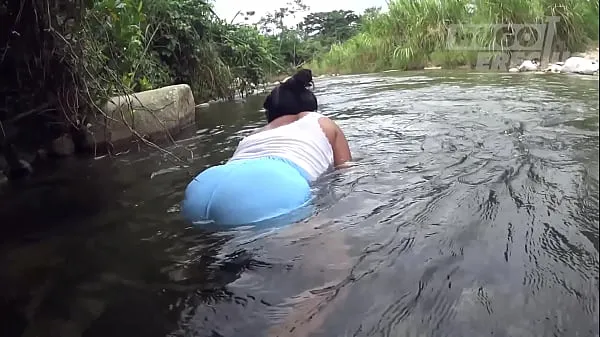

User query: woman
[181,69,352,226]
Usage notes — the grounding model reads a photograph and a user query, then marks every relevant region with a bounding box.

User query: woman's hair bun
[282,68,313,90]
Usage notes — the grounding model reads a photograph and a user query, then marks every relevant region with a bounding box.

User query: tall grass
[309,0,599,74]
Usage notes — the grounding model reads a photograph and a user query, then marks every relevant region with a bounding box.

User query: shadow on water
[0,71,598,337]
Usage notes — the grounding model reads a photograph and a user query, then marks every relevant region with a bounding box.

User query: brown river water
[0,70,598,337]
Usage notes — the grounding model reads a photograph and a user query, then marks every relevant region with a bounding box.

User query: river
[0,70,598,337]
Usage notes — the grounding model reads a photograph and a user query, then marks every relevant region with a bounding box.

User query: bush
[0,0,287,160]
[309,0,599,74]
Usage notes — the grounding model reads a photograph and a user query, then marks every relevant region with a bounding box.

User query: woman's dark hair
[263,69,317,123]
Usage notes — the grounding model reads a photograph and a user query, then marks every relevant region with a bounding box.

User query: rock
[50,134,75,157]
[508,67,519,72]
[83,84,196,153]
[79,124,108,154]
[36,148,49,160]
[1,144,33,180]
[544,62,564,73]
[517,59,540,72]
[560,56,599,75]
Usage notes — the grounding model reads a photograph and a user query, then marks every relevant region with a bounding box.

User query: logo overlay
[446,16,571,71]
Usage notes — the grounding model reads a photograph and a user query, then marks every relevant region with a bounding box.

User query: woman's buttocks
[182,156,312,226]
[221,156,310,190]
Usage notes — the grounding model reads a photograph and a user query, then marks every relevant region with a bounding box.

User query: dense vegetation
[0,0,598,171]
[309,0,599,74]
[0,0,363,163]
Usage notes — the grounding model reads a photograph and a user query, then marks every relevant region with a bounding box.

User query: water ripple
[2,71,598,337]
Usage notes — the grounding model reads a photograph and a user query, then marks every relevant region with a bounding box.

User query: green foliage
[214,23,279,96]
[309,0,599,74]
[248,2,364,71]
[1,0,596,159]
[299,10,361,44]
[79,0,365,102]
[83,0,172,100]
[0,0,389,155]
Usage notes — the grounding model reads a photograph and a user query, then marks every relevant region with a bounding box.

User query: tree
[249,0,310,68]
[361,6,382,21]
[255,0,309,35]
[298,10,360,43]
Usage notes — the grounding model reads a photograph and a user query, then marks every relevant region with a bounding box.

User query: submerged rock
[0,144,33,180]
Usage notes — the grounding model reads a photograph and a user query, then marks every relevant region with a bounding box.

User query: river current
[1,70,598,337]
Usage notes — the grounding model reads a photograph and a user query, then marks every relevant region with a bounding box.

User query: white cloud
[212,0,389,27]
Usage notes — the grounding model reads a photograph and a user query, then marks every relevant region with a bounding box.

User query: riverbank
[2,0,597,183]
[307,0,599,75]
[308,43,600,76]
[0,0,309,182]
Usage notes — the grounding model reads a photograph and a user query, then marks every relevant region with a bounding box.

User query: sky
[212,0,390,27]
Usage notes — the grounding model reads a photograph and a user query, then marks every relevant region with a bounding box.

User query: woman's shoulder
[300,111,332,124]
[310,112,338,129]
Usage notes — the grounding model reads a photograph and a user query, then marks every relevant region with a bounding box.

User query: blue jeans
[181,156,314,227]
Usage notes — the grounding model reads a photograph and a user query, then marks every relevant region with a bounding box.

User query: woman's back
[229,111,334,181]
[181,68,351,227]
